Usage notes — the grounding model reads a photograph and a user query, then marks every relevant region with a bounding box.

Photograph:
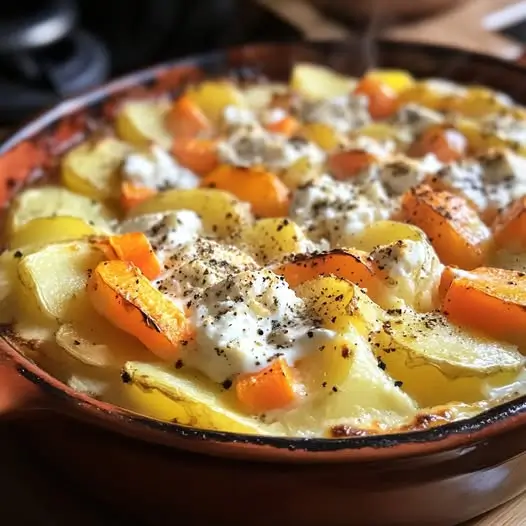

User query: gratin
[2,63,526,438]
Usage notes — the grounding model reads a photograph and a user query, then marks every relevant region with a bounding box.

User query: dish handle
[0,350,45,417]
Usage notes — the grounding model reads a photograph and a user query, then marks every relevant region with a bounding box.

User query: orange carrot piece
[274,249,376,289]
[235,357,298,413]
[265,115,300,137]
[172,138,219,176]
[354,76,398,119]
[401,184,492,269]
[442,266,526,345]
[120,181,157,212]
[201,164,290,218]
[328,149,377,180]
[438,265,477,300]
[165,95,211,138]
[109,232,162,280]
[492,196,526,250]
[408,125,467,163]
[88,260,192,361]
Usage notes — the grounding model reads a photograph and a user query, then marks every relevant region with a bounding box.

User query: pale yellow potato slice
[129,188,253,238]
[243,83,288,111]
[6,186,114,235]
[242,218,311,264]
[9,216,100,249]
[56,321,148,369]
[372,308,525,407]
[348,220,427,252]
[276,327,417,437]
[185,80,247,123]
[17,240,106,325]
[290,63,356,100]
[295,276,385,336]
[122,361,283,435]
[61,137,133,200]
[367,69,415,93]
[115,99,172,149]
[300,123,343,151]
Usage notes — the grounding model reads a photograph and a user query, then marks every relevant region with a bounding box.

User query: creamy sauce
[123,145,199,190]
[181,269,336,382]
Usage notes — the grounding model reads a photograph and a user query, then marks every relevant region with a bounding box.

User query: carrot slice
[354,76,398,119]
[328,149,377,180]
[438,265,477,300]
[442,266,526,345]
[172,138,219,176]
[201,164,290,218]
[265,115,300,137]
[88,260,192,361]
[235,357,298,413]
[408,125,467,163]
[120,181,157,212]
[493,196,526,250]
[402,184,492,269]
[109,232,161,280]
[274,249,376,289]
[165,95,211,138]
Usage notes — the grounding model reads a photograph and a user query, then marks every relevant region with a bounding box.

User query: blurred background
[0,0,525,125]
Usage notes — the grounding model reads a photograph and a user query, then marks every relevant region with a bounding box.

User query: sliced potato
[290,63,356,100]
[122,361,283,435]
[61,137,132,200]
[295,276,385,336]
[372,308,524,406]
[9,216,100,249]
[366,69,415,93]
[275,326,417,436]
[300,123,342,151]
[185,80,247,124]
[242,218,312,264]
[6,186,114,235]
[56,320,148,369]
[115,99,172,150]
[348,220,427,252]
[17,240,106,325]
[129,188,253,238]
[243,83,288,111]
[280,157,322,190]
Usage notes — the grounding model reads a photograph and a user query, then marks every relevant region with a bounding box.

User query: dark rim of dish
[3,39,526,452]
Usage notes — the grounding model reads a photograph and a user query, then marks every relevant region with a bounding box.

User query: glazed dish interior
[2,44,526,439]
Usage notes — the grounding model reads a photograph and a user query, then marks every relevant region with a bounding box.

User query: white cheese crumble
[433,148,526,212]
[345,135,396,159]
[218,126,325,169]
[155,238,258,301]
[379,154,442,197]
[290,174,394,247]
[181,269,335,382]
[423,79,467,97]
[296,94,371,133]
[222,105,258,129]
[123,145,199,191]
[480,112,526,146]
[369,239,443,311]
[118,210,203,264]
[390,103,445,136]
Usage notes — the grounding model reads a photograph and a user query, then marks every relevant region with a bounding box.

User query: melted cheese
[182,269,335,382]
[123,145,199,190]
